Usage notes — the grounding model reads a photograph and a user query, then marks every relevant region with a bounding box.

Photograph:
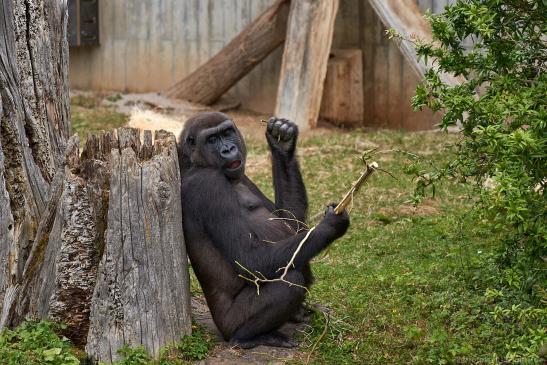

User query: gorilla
[178,112,349,349]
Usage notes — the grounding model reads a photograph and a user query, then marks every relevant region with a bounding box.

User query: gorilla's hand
[266,117,298,157]
[320,204,350,239]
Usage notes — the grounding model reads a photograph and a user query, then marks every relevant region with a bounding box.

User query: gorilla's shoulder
[181,168,231,195]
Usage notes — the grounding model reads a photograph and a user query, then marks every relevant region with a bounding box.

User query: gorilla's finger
[267,117,276,133]
[279,123,290,140]
[272,120,283,137]
[286,126,295,139]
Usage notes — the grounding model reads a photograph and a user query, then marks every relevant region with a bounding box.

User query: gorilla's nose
[221,143,238,159]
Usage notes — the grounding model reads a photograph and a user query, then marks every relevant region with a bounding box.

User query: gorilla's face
[181,113,246,180]
[197,119,245,179]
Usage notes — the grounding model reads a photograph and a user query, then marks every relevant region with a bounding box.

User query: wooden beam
[275,0,339,131]
[367,0,463,86]
[164,0,290,104]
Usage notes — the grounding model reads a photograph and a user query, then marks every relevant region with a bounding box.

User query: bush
[392,0,546,361]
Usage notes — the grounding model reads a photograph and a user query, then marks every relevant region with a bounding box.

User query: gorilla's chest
[233,183,293,242]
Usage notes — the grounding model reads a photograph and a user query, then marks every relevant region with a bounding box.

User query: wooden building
[69,0,452,130]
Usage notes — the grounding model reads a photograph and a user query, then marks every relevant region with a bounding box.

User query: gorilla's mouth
[227,160,241,170]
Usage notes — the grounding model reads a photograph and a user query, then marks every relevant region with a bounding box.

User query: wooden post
[275,0,339,131]
[164,0,291,104]
[319,49,364,127]
[367,0,463,86]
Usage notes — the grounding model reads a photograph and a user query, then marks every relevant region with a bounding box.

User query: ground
[70,92,505,364]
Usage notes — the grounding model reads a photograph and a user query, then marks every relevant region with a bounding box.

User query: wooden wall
[69,0,452,130]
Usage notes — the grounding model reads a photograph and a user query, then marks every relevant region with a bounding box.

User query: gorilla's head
[179,112,246,180]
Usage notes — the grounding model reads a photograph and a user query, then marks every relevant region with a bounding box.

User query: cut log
[164,0,291,104]
[367,0,463,86]
[319,49,364,127]
[275,0,339,131]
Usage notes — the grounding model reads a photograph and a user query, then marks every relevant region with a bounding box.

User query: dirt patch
[72,91,345,148]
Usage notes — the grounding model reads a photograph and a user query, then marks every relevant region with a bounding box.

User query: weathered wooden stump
[1,128,192,363]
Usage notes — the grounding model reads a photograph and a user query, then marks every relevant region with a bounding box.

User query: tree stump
[1,129,192,363]
[86,129,192,363]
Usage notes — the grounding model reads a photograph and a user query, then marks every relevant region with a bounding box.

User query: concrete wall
[69,0,452,130]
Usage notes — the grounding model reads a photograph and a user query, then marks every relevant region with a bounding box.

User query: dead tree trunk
[0,0,71,308]
[164,0,290,104]
[1,1,192,363]
[275,0,339,131]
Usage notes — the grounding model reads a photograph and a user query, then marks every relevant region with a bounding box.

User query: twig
[306,309,330,364]
[236,226,316,294]
[334,161,378,214]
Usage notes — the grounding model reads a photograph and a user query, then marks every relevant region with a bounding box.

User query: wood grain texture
[86,129,191,363]
[275,0,339,130]
[319,49,364,126]
[164,0,290,104]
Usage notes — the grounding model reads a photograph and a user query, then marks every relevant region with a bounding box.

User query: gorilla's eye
[223,128,234,137]
[186,136,195,146]
[207,135,217,144]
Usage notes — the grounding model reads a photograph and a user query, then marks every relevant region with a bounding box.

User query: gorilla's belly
[233,182,295,244]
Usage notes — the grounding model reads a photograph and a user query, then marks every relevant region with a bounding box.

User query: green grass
[71,94,128,141]
[246,130,544,364]
[12,100,544,363]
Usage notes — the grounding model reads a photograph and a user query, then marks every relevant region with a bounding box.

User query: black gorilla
[178,112,349,349]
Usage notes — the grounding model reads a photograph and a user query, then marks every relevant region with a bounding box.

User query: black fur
[178,112,349,348]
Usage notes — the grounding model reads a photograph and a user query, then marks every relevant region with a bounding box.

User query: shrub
[392,0,546,361]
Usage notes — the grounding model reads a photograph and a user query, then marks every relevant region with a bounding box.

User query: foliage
[174,323,215,361]
[104,323,214,365]
[389,0,547,362]
[0,320,80,365]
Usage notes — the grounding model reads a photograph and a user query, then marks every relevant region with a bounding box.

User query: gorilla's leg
[289,264,314,323]
[224,271,306,348]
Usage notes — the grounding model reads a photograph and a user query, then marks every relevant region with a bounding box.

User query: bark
[275,0,339,130]
[164,0,290,104]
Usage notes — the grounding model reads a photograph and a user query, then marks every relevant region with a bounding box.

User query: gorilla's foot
[289,304,313,323]
[229,331,297,349]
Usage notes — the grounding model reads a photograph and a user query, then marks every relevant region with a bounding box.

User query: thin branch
[306,309,330,364]
[235,227,316,294]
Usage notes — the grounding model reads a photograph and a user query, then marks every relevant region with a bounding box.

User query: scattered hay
[127,108,186,140]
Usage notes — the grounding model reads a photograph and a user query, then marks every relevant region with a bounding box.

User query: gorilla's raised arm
[266,118,308,226]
